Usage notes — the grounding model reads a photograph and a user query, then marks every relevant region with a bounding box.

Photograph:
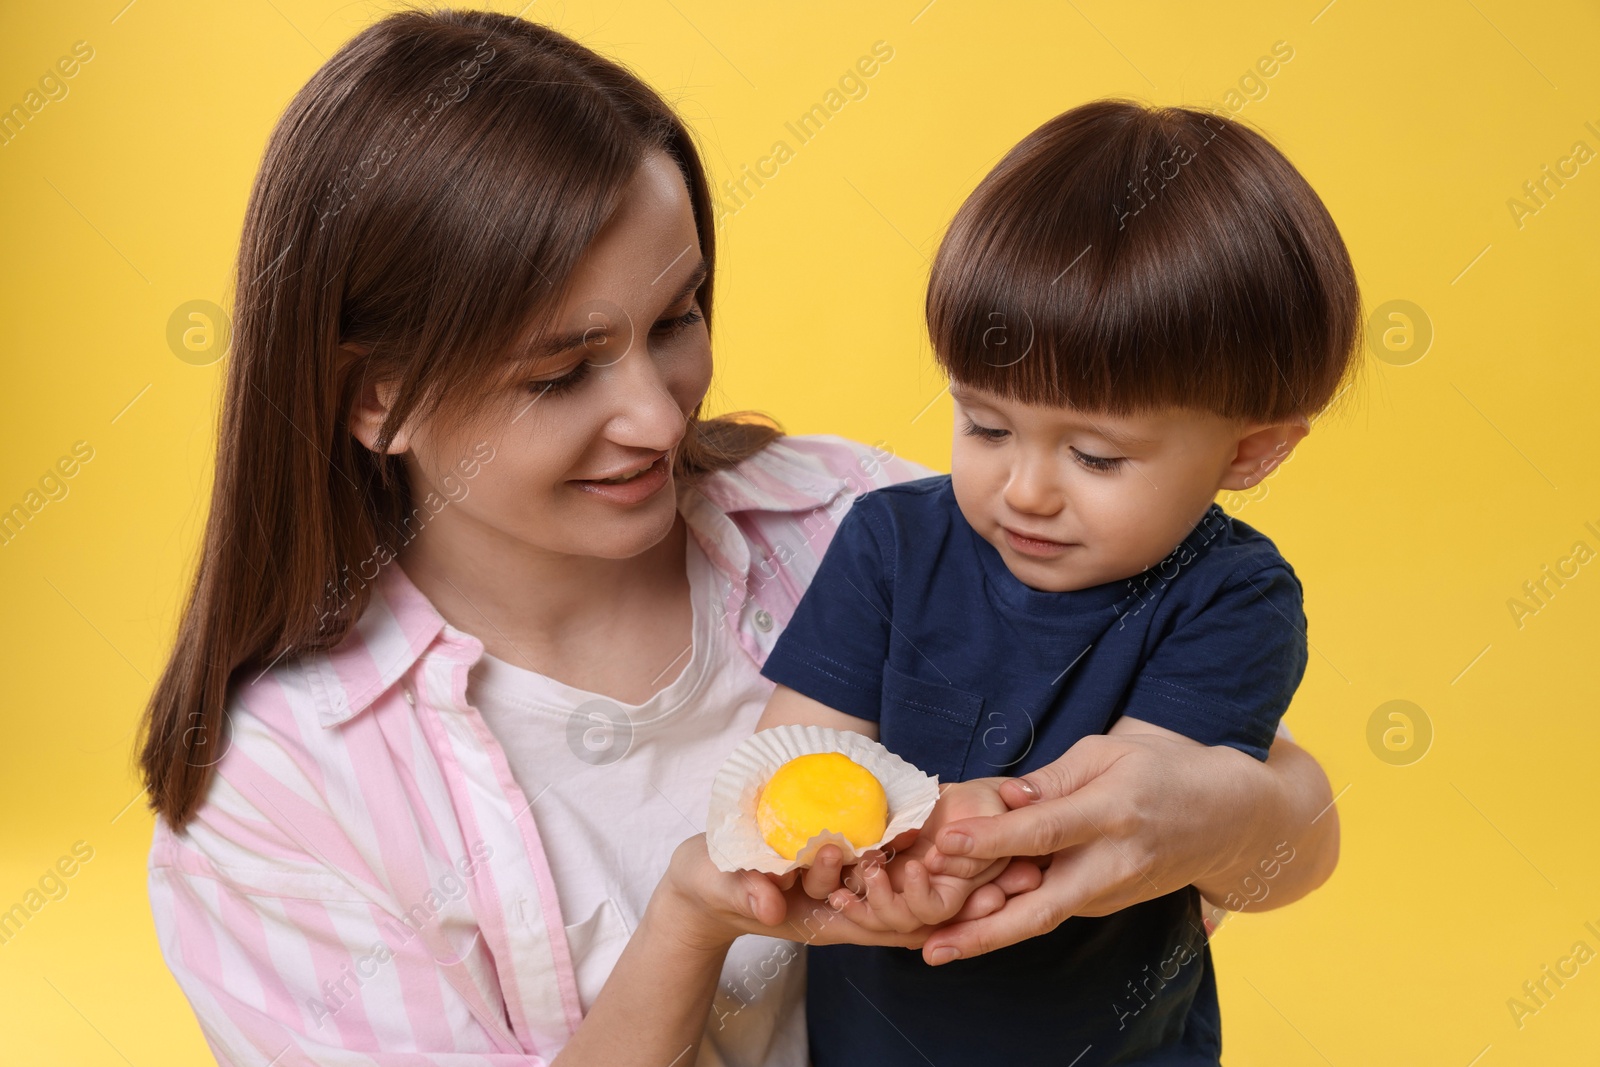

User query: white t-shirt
[467,531,806,1067]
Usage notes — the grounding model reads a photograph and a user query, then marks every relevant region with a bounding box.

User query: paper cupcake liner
[706,724,940,873]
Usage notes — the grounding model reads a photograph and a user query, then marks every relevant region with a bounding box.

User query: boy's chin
[996,548,1090,593]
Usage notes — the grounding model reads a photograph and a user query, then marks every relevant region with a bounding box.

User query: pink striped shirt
[147,434,935,1065]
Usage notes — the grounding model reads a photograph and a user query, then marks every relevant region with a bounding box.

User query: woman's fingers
[920,846,993,879]
[933,790,1103,863]
[760,869,798,891]
[919,848,1120,963]
[918,874,1077,964]
[737,869,789,927]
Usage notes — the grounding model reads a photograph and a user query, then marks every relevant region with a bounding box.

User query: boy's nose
[1003,461,1064,517]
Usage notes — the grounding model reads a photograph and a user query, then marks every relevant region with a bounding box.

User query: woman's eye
[527,359,590,396]
[525,305,703,397]
[960,418,1009,442]
[1072,447,1124,472]
[653,305,703,335]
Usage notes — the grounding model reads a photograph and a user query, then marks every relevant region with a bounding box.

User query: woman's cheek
[674,337,714,412]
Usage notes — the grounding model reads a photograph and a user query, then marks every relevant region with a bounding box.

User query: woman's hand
[659,833,947,951]
[915,728,1340,965]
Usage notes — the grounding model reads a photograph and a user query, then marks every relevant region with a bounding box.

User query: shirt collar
[306,560,453,729]
[686,439,853,515]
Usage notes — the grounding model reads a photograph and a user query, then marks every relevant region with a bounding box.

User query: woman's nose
[602,348,688,450]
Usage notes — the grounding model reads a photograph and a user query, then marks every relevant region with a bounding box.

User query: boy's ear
[342,343,411,455]
[1218,416,1309,490]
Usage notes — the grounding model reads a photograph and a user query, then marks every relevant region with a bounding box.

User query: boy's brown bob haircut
[927,99,1362,424]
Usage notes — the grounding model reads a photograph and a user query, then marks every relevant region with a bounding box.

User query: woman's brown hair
[927,98,1363,423]
[138,7,780,829]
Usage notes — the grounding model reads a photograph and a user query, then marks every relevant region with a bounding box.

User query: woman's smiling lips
[1003,526,1078,557]
[570,452,670,504]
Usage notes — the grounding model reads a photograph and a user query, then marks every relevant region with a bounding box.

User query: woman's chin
[566,487,681,559]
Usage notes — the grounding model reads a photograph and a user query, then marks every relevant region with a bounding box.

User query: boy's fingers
[863,862,921,932]
[838,848,886,896]
[887,828,920,852]
[827,885,878,927]
[899,861,953,926]
[952,882,1006,922]
[801,845,844,899]
[994,857,1045,896]
[851,863,915,927]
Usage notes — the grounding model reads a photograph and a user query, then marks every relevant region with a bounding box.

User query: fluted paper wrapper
[706,725,940,873]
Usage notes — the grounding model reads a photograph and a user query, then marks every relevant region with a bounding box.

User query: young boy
[753,99,1361,1064]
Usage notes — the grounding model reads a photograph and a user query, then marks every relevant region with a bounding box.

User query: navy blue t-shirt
[759,475,1309,1066]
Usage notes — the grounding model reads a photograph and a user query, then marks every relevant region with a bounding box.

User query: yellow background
[3,1,1597,1063]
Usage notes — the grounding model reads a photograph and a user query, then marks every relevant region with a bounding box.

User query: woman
[139,10,1338,1065]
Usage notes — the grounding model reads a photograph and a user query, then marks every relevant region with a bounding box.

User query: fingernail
[941,831,972,854]
[1014,778,1041,800]
[747,894,760,918]
[929,946,959,965]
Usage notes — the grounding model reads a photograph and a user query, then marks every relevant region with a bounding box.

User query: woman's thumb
[1005,734,1120,807]
[738,871,785,926]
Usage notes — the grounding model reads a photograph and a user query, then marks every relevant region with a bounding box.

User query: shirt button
[403,687,416,706]
[753,609,774,633]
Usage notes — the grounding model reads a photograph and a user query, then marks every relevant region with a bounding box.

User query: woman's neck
[395,508,694,701]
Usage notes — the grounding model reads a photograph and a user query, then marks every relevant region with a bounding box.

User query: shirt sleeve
[1119,564,1309,761]
[148,831,551,1067]
[758,494,894,722]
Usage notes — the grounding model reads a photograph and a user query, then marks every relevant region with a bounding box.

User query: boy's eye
[1072,447,1124,473]
[960,418,1009,442]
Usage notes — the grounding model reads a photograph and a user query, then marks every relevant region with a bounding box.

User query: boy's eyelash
[960,418,1125,472]
[960,418,1008,442]
[528,306,704,396]
[1071,448,1124,473]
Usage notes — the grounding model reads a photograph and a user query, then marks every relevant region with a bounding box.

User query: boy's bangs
[926,100,1362,423]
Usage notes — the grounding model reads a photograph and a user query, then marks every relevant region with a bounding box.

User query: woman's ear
[343,345,411,455]
[1219,416,1309,490]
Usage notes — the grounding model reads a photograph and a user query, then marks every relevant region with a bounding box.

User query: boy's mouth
[1002,526,1077,557]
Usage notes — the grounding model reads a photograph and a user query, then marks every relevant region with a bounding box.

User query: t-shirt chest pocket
[878,661,985,783]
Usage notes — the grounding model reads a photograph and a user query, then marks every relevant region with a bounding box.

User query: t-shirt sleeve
[1120,564,1308,761]
[758,496,893,722]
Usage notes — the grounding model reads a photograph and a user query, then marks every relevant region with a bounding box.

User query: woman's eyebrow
[661,257,709,302]
[528,258,709,360]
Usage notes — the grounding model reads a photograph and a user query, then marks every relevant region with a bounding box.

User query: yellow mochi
[756,752,889,861]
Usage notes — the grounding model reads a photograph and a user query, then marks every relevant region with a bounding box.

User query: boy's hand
[775,828,921,902]
[827,778,1038,932]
